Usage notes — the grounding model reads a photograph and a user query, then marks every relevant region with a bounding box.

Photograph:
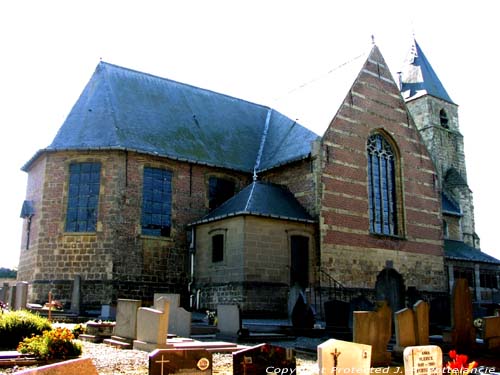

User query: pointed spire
[399,39,454,104]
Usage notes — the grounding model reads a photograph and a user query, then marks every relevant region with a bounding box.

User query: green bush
[0,310,52,349]
[18,327,82,360]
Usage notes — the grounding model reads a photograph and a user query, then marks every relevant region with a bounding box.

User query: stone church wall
[18,150,250,310]
[194,215,316,314]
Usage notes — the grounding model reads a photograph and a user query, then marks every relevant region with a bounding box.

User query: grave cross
[331,348,341,375]
[155,355,170,375]
[240,356,252,375]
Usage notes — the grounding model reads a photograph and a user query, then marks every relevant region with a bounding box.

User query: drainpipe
[187,228,196,308]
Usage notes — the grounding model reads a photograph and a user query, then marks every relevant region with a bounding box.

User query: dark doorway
[290,235,309,289]
[375,268,405,312]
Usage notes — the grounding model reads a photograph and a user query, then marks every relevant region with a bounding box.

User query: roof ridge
[252,109,273,179]
[98,63,122,145]
[98,61,273,112]
[244,181,257,211]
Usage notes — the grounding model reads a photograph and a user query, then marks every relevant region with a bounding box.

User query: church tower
[399,39,479,248]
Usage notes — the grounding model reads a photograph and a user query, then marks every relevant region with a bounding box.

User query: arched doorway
[375,268,405,312]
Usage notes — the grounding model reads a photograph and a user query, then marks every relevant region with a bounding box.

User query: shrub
[72,323,86,338]
[18,327,82,360]
[0,310,52,350]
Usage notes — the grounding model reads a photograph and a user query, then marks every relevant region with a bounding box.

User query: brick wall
[318,47,446,293]
[18,150,250,309]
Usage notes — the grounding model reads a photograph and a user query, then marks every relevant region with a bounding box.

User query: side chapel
[18,40,500,316]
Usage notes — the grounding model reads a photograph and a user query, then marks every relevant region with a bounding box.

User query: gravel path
[1,340,319,374]
[80,341,319,374]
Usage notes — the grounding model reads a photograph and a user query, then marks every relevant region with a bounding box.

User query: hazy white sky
[1,0,499,269]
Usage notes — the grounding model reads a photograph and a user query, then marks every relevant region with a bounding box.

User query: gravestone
[394,300,431,353]
[217,304,241,338]
[349,295,374,328]
[149,348,212,375]
[291,292,315,329]
[114,299,141,340]
[353,301,391,366]
[154,294,191,338]
[451,279,475,351]
[133,299,170,351]
[394,308,416,352]
[8,284,16,309]
[0,282,9,303]
[318,338,371,375]
[403,345,442,375]
[154,293,181,309]
[414,300,430,345]
[233,343,296,375]
[14,281,28,310]
[324,300,350,328]
[70,275,81,314]
[482,315,500,350]
[13,357,98,375]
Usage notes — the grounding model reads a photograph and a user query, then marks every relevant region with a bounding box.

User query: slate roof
[23,62,320,173]
[442,193,462,216]
[190,181,315,225]
[400,39,454,104]
[445,240,500,265]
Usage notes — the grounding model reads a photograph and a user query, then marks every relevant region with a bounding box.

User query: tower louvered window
[141,167,172,237]
[367,134,398,236]
[65,162,101,232]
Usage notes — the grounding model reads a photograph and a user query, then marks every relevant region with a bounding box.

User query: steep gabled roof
[190,181,315,225]
[400,39,454,104]
[23,62,319,172]
[445,240,500,265]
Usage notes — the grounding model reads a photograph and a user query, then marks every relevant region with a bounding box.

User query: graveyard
[1,281,500,374]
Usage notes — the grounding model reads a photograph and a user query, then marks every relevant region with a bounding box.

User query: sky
[1,1,499,269]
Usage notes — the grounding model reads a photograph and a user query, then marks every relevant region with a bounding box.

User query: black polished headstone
[233,343,296,375]
[149,349,212,375]
[291,292,314,329]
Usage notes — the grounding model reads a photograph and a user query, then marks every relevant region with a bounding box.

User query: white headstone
[217,304,241,337]
[153,293,181,308]
[403,345,442,375]
[114,299,141,339]
[133,302,170,351]
[318,339,371,375]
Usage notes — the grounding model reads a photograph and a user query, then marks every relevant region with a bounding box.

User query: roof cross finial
[371,35,376,45]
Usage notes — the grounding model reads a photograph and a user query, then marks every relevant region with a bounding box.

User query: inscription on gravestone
[403,345,442,375]
[149,349,212,375]
[233,343,296,375]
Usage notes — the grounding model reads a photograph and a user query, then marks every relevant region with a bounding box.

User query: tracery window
[367,134,398,236]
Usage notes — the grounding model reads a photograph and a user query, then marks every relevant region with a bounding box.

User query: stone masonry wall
[406,95,476,247]
[318,47,446,293]
[194,215,316,314]
[18,150,250,309]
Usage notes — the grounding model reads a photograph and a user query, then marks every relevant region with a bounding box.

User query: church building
[17,40,499,316]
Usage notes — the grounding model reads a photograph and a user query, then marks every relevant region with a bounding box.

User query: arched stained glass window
[367,134,398,236]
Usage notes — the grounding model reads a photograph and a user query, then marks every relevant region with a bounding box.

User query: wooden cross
[155,355,170,375]
[331,348,341,375]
